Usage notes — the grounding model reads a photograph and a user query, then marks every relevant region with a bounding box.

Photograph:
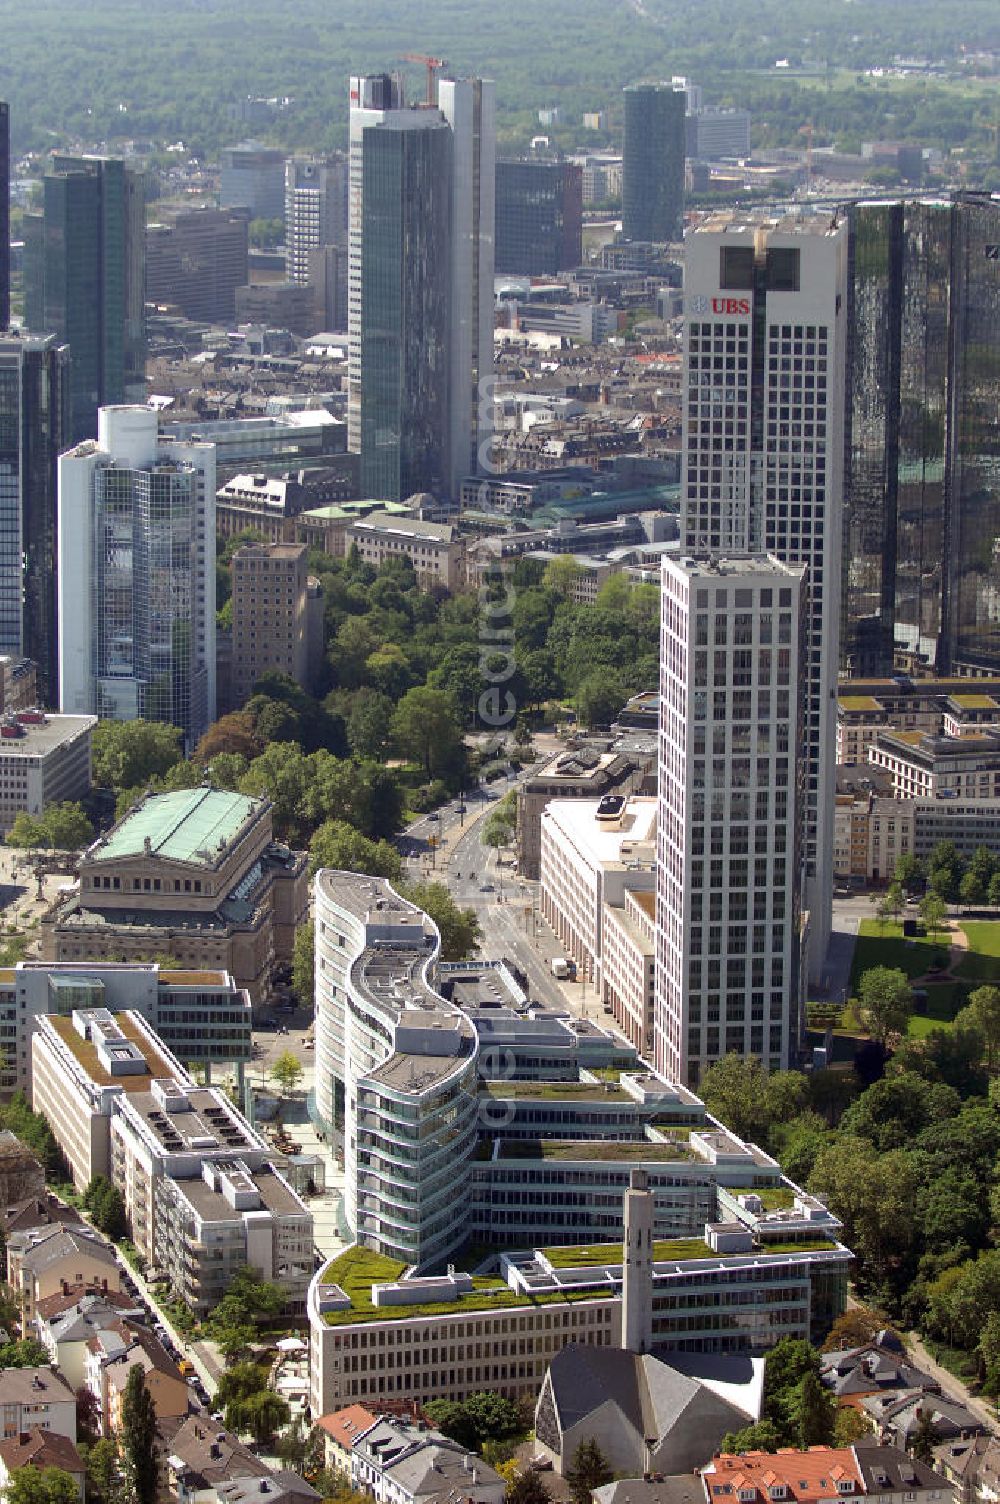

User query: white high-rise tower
[680,213,847,982]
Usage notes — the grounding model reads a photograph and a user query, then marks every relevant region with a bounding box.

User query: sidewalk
[906,1332,998,1433]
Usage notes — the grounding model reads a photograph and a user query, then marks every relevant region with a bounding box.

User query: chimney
[621,1168,654,1354]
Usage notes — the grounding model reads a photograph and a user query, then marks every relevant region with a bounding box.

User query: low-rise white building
[539,794,656,984]
[0,711,95,833]
[346,513,464,592]
[0,1366,77,1440]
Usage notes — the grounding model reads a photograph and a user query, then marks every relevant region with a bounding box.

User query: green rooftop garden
[498,1138,697,1162]
[543,1237,711,1268]
[748,1186,796,1210]
[755,1238,839,1254]
[480,1081,631,1101]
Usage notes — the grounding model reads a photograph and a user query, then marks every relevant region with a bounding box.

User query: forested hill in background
[1,0,1000,160]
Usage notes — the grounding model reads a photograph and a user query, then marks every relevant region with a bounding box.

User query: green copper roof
[92,788,259,866]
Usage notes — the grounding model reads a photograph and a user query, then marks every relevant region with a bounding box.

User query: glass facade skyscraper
[0,333,71,702]
[0,102,9,332]
[623,83,685,244]
[24,155,146,443]
[495,159,583,276]
[844,194,1000,675]
[58,407,216,748]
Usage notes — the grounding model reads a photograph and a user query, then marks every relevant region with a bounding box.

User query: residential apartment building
[539,794,656,984]
[57,406,216,747]
[83,1320,188,1434]
[351,1416,505,1504]
[146,208,250,324]
[313,871,480,1269]
[31,1007,312,1313]
[230,542,314,704]
[702,1447,954,1504]
[40,787,307,1003]
[348,73,494,503]
[0,1430,85,1497]
[622,83,685,243]
[0,1367,76,1441]
[23,154,145,441]
[346,512,464,591]
[0,711,95,834]
[35,1291,147,1389]
[7,1223,121,1324]
[681,212,848,980]
[495,159,583,277]
[656,555,807,1086]
[0,333,71,702]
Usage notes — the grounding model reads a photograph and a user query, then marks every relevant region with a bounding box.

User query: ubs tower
[843,195,1000,676]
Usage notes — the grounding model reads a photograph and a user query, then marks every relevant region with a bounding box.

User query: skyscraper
[24,155,146,442]
[285,155,349,285]
[0,102,10,332]
[348,71,495,504]
[57,406,216,746]
[0,333,71,701]
[680,213,848,983]
[656,553,806,1086]
[622,83,685,244]
[843,194,1000,676]
[495,159,583,276]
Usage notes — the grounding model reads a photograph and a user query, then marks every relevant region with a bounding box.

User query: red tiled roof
[706,1448,864,1504]
[317,1405,380,1450]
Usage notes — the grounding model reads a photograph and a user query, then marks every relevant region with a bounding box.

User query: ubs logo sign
[688,294,750,315]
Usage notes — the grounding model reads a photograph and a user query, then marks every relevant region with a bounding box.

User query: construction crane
[401,53,447,106]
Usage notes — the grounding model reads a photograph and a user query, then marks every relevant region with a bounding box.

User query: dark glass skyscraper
[0,332,71,702]
[24,155,145,442]
[843,195,1000,675]
[622,83,685,243]
[495,159,582,275]
[0,103,9,331]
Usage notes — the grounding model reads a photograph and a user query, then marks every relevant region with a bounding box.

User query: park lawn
[850,920,950,988]
[956,922,1000,981]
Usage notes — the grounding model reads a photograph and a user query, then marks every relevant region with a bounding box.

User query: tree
[271,1050,303,1096]
[226,1390,290,1445]
[955,985,1000,1072]
[76,1383,102,1444]
[719,1420,783,1454]
[346,690,394,760]
[194,711,262,762]
[214,1323,257,1365]
[920,890,949,940]
[788,1370,836,1447]
[481,797,516,862]
[542,555,583,599]
[401,881,481,961]
[308,820,402,881]
[217,1362,270,1408]
[565,1438,612,1504]
[6,1468,82,1504]
[822,1305,895,1351]
[507,1472,552,1504]
[884,882,906,922]
[960,870,987,907]
[858,966,913,1044]
[84,1435,120,1504]
[423,1399,478,1449]
[834,1407,873,1445]
[461,1390,524,1441]
[809,1137,920,1298]
[292,921,314,1006]
[909,1409,939,1464]
[894,853,925,894]
[0,1336,47,1367]
[697,1053,769,1144]
[84,1176,128,1241]
[120,1367,158,1504]
[91,720,183,792]
[391,687,464,778]
[576,671,629,729]
[5,811,46,847]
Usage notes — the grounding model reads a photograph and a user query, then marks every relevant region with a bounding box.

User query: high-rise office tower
[348,72,495,503]
[495,158,583,276]
[622,83,685,244]
[656,554,806,1086]
[285,155,349,285]
[680,214,848,983]
[57,406,216,746]
[24,155,146,443]
[0,102,9,332]
[146,207,249,323]
[220,142,286,221]
[843,195,1000,677]
[0,333,71,701]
